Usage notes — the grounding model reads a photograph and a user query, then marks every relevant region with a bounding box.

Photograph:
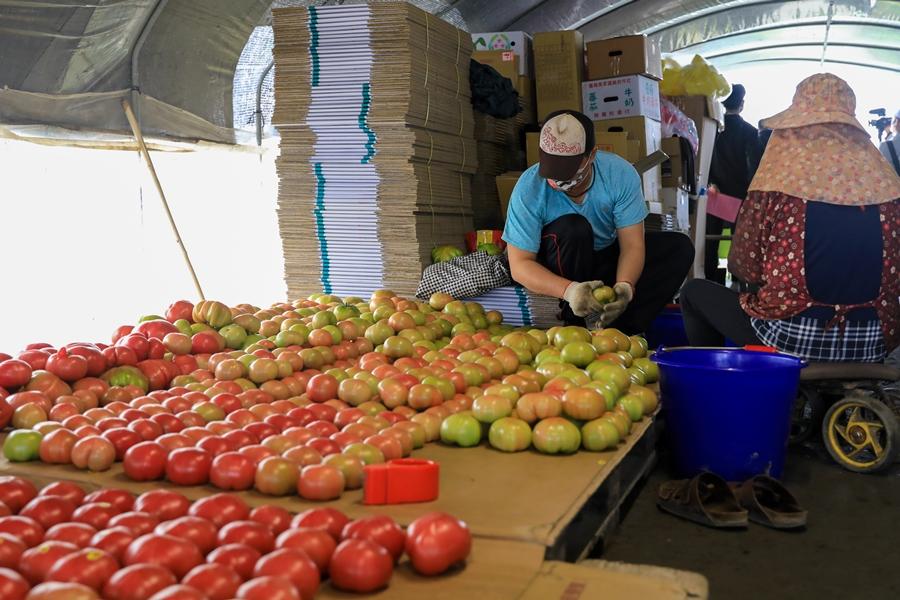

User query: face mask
[548,149,596,193]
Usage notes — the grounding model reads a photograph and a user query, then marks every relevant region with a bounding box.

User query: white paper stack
[469,285,562,328]
[273,3,477,299]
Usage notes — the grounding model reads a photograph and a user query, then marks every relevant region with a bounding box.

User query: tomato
[253,548,319,600]
[45,547,119,590]
[39,481,86,506]
[45,349,89,383]
[70,436,116,471]
[44,522,96,548]
[3,430,43,462]
[249,505,292,536]
[22,581,99,600]
[66,347,107,378]
[297,464,345,501]
[252,457,298,497]
[275,527,336,573]
[329,539,393,592]
[71,503,119,529]
[88,527,134,562]
[0,533,25,569]
[341,515,406,562]
[206,543,261,581]
[18,540,78,584]
[235,576,299,600]
[0,567,29,600]
[0,477,38,512]
[83,489,134,513]
[290,508,348,541]
[102,563,176,600]
[181,563,242,600]
[405,512,471,576]
[0,515,44,547]
[107,511,159,537]
[155,516,217,555]
[217,521,274,554]
[134,490,190,522]
[0,359,32,390]
[189,493,250,529]
[123,441,167,482]
[531,417,582,454]
[207,452,256,491]
[165,447,212,486]
[124,533,203,579]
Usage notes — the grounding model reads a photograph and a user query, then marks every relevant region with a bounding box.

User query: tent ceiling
[0,0,897,143]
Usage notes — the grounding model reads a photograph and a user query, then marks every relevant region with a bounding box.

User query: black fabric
[680,135,697,195]
[469,59,521,119]
[704,214,731,286]
[535,214,695,334]
[722,84,746,111]
[887,140,900,176]
[680,278,762,347]
[708,113,762,199]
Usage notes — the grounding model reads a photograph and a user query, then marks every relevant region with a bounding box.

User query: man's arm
[507,245,571,299]
[615,222,644,289]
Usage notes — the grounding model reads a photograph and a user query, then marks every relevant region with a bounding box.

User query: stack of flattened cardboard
[469,285,561,328]
[273,3,476,298]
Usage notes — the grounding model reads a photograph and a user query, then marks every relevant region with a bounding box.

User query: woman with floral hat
[681,73,900,362]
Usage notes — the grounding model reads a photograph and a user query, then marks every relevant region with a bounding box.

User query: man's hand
[563,281,604,317]
[600,282,634,325]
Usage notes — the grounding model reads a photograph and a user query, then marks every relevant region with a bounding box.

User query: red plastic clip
[743,345,777,353]
[363,458,439,505]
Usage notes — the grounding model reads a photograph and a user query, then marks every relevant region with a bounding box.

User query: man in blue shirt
[503,110,694,332]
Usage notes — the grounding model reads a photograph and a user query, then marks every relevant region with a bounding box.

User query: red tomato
[107,511,159,537]
[156,433,192,453]
[342,515,406,562]
[134,490,190,522]
[124,533,203,579]
[123,441,168,482]
[151,413,187,435]
[45,547,119,590]
[243,422,278,443]
[206,543,261,581]
[0,567,29,600]
[102,563,176,600]
[254,457,299,497]
[147,584,207,600]
[217,521,274,555]
[71,502,120,529]
[20,496,75,530]
[253,548,319,600]
[43,522,96,548]
[196,436,232,457]
[275,528,336,573]
[165,448,212,486]
[45,349,89,383]
[249,505,292,536]
[405,512,472,576]
[329,539,393,593]
[128,419,164,441]
[181,563,242,600]
[82,489,134,513]
[18,540,78,584]
[237,444,276,467]
[0,532,25,569]
[0,359,32,389]
[0,515,44,547]
[155,516,218,555]
[20,581,98,600]
[222,429,256,450]
[209,452,256,492]
[305,437,341,457]
[38,481,85,506]
[235,576,299,600]
[88,527,134,562]
[290,508,349,542]
[70,436,116,472]
[0,476,38,512]
[297,464,345,501]
[188,493,249,529]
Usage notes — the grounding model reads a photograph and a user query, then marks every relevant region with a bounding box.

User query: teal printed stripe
[309,7,320,87]
[514,286,533,326]
[359,82,376,164]
[312,162,332,293]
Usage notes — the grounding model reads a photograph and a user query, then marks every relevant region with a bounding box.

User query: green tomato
[581,418,620,451]
[138,314,166,323]
[532,417,581,454]
[173,319,193,336]
[4,430,43,462]
[101,366,149,392]
[219,324,248,350]
[440,413,482,447]
[488,417,532,452]
[241,334,265,350]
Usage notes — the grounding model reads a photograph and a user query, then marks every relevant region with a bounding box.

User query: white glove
[563,280,604,317]
[600,282,634,326]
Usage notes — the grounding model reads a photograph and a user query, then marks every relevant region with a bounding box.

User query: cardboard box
[583,75,660,121]
[695,116,718,191]
[661,186,690,231]
[661,136,685,188]
[586,34,662,80]
[526,132,540,166]
[595,131,629,160]
[522,560,708,600]
[473,50,520,86]
[518,75,537,123]
[472,31,532,75]
[642,165,662,203]
[594,116,661,158]
[533,30,584,121]
[667,94,725,128]
[626,139,641,163]
[496,171,523,218]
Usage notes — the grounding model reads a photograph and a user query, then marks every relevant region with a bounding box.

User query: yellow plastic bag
[681,55,731,99]
[660,57,685,96]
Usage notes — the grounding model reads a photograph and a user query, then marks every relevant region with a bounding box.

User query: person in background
[705,84,762,285]
[681,74,900,362]
[503,110,694,334]
[878,109,900,175]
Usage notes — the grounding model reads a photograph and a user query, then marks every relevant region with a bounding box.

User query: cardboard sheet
[522,560,706,600]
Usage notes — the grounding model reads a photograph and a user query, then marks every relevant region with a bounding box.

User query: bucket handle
[654,345,808,368]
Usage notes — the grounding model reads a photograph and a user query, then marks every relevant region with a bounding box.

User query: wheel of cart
[793,362,900,472]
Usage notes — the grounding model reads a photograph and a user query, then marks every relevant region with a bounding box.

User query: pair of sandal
[657,472,807,529]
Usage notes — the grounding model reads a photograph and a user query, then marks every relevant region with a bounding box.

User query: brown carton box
[594,116,661,158]
[595,131,629,160]
[526,132,540,166]
[533,30,584,121]
[473,50,520,86]
[496,171,524,219]
[586,35,662,81]
[661,136,685,188]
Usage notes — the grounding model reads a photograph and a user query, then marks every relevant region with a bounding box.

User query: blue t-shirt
[502,152,648,253]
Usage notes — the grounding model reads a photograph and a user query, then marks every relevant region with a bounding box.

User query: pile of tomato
[0,476,471,599]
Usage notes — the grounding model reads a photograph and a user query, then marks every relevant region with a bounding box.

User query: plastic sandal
[733,475,808,529]
[657,472,748,528]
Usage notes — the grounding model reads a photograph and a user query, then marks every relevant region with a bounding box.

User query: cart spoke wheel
[823,397,899,473]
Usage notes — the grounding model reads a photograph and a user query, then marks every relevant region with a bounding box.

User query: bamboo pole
[122,99,205,300]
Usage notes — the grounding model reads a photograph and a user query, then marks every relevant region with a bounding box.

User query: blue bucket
[653,348,805,481]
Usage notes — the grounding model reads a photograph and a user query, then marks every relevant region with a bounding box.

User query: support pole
[122,98,206,300]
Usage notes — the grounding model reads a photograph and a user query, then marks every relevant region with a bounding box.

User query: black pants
[704,214,731,285]
[680,278,762,346]
[537,214,695,334]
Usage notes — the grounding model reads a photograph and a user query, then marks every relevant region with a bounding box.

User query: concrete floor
[601,443,900,599]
